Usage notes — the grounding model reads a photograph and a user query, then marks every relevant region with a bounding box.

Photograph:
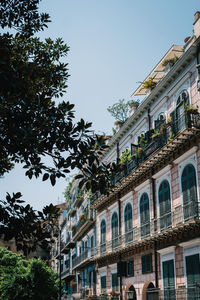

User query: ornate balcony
[61,234,76,254]
[61,266,75,281]
[72,209,95,241]
[72,247,97,269]
[93,111,200,210]
[93,202,200,261]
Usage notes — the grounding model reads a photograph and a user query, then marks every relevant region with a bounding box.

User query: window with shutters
[127,259,134,277]
[181,164,198,221]
[101,275,107,293]
[100,219,106,254]
[162,259,176,299]
[185,253,200,300]
[112,273,119,291]
[159,180,172,231]
[140,193,150,238]
[124,203,133,243]
[142,253,152,274]
[112,212,119,249]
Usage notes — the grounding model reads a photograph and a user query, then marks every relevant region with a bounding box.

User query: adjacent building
[51,12,200,300]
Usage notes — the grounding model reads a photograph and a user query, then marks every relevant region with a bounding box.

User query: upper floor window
[124,203,133,243]
[111,212,119,249]
[159,180,172,231]
[100,219,106,244]
[100,219,106,254]
[181,164,198,220]
[124,203,133,232]
[140,193,150,238]
[111,212,119,238]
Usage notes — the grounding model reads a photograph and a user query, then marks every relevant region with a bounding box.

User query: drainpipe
[148,108,151,131]
[118,193,123,300]
[117,142,120,164]
[151,174,158,288]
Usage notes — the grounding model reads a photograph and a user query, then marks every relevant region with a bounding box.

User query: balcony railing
[112,235,121,250]
[72,209,95,240]
[100,242,106,254]
[95,112,200,196]
[93,202,200,258]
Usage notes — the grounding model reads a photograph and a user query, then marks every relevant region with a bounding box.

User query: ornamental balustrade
[96,201,200,258]
[92,111,200,203]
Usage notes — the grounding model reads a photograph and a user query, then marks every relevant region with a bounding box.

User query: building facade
[51,12,200,300]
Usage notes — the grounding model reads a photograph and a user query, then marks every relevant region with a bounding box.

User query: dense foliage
[0,247,59,300]
[0,0,124,253]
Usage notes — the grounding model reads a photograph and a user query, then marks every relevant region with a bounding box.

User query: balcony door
[100,219,106,254]
[181,164,198,221]
[124,203,133,243]
[111,212,119,249]
[162,259,176,300]
[185,253,200,300]
[140,193,150,239]
[159,180,172,231]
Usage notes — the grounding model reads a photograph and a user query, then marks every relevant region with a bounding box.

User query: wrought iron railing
[92,202,200,258]
[125,228,133,244]
[95,112,200,196]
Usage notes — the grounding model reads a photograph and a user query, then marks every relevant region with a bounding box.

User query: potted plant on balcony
[184,105,199,115]
[162,55,179,69]
[152,129,161,139]
[120,149,131,165]
[79,213,85,221]
[71,225,75,231]
[139,77,157,93]
[166,116,172,127]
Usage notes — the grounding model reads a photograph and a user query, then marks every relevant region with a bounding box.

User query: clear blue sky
[0,0,199,210]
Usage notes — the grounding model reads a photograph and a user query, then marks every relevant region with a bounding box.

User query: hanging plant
[120,149,131,164]
[139,77,157,92]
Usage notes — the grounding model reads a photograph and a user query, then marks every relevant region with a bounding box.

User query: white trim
[157,246,176,255]
[168,72,192,98]
[135,179,150,192]
[138,184,151,231]
[180,239,200,289]
[150,96,168,116]
[179,238,200,249]
[156,171,173,231]
[160,249,176,290]
[122,200,133,235]
[173,146,198,164]
[110,268,117,274]
[120,191,133,202]
[177,153,200,215]
[152,165,172,179]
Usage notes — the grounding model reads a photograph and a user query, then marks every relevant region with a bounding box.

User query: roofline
[101,39,199,161]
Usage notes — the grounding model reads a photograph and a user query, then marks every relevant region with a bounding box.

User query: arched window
[181,164,198,220]
[100,219,106,243]
[100,219,106,254]
[174,89,189,132]
[111,212,119,249]
[124,203,133,243]
[159,180,172,231]
[140,193,150,238]
[124,203,133,232]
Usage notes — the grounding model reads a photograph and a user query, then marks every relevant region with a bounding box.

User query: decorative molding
[120,191,133,202]
[157,246,176,255]
[135,179,150,192]
[153,165,172,179]
[173,146,198,164]
[179,238,200,249]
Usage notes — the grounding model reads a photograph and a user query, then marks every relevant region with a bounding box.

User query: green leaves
[0,247,59,299]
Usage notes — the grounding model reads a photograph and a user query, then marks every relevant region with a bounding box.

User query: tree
[107,99,134,122]
[0,0,122,253]
[0,247,59,299]
[0,0,100,253]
